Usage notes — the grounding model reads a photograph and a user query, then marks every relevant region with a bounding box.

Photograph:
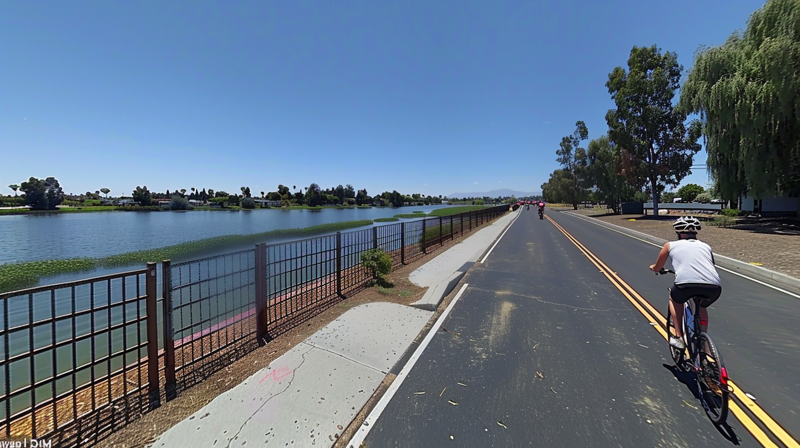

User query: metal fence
[0,264,160,447]
[1,204,509,447]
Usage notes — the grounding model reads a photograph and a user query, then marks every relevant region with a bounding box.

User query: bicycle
[656,268,731,424]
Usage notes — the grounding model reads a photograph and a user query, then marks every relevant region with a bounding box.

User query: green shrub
[695,192,716,204]
[0,196,25,206]
[169,195,189,210]
[361,248,392,285]
[241,197,256,209]
[720,208,740,218]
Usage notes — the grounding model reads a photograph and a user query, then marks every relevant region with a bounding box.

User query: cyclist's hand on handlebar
[649,264,657,272]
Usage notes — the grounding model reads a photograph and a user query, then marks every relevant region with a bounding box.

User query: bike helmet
[673,215,701,232]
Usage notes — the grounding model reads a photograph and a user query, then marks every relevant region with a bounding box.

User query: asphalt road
[360,209,800,448]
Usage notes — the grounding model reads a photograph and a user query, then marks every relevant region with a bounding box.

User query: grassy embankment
[0,220,374,294]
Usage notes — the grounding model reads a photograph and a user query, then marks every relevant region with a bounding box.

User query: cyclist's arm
[650,242,671,272]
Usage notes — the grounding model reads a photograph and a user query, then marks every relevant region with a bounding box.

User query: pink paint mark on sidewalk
[258,367,292,384]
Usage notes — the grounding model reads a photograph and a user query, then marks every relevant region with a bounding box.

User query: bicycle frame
[677,295,731,390]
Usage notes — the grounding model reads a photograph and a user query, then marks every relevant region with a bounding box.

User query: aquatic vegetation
[428,206,486,216]
[0,258,99,293]
[419,224,453,251]
[393,213,427,219]
[0,220,374,294]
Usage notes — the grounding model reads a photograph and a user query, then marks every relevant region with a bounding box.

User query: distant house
[255,199,281,207]
[740,193,799,216]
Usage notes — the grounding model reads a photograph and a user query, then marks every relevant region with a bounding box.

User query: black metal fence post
[145,262,161,410]
[255,243,268,345]
[421,219,427,254]
[438,216,443,246]
[336,232,343,298]
[162,260,176,401]
[450,214,455,240]
[373,226,378,250]
[401,222,406,264]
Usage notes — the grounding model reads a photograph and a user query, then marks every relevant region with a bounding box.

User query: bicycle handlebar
[655,268,675,275]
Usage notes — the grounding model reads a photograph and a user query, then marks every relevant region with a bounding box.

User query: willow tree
[680,0,800,206]
[606,45,703,217]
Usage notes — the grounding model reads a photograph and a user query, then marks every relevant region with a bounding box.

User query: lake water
[0,205,449,265]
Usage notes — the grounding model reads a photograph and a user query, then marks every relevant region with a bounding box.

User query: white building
[740,194,799,215]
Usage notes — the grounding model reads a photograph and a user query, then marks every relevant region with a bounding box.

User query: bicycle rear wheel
[667,308,687,372]
[697,333,729,424]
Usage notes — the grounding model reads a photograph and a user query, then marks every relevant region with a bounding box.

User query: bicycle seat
[691,295,715,308]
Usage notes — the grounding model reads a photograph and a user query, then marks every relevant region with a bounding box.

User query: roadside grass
[706,215,740,227]
[0,220,374,294]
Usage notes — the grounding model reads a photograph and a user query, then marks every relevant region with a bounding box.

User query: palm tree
[9,184,19,196]
[261,191,265,198]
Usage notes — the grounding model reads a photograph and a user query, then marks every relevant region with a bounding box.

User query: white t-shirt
[668,239,722,286]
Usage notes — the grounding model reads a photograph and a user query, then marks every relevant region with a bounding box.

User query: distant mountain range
[446,188,541,199]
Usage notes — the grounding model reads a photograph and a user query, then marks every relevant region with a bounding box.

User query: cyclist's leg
[669,294,684,338]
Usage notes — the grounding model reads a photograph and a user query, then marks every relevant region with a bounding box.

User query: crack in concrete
[301,340,388,374]
[224,344,314,448]
[470,286,630,312]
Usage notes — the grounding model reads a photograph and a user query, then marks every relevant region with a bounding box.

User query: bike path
[548,210,800,445]
[361,209,758,447]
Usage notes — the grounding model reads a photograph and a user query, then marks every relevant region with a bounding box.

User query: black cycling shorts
[670,283,722,307]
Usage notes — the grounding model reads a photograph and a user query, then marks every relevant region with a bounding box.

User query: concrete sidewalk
[151,209,520,448]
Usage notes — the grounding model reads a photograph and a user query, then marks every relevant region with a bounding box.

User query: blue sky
[1,0,767,198]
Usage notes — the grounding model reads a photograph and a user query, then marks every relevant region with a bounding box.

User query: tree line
[541,0,800,216]
[6,179,458,210]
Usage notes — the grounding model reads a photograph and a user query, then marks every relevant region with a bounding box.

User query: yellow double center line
[546,215,799,448]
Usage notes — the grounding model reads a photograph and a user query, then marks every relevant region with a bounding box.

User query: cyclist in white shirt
[649,216,722,350]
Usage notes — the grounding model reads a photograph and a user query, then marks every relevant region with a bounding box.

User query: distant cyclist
[649,216,722,350]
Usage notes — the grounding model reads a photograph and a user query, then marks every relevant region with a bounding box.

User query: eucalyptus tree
[556,121,590,209]
[586,135,635,214]
[541,169,574,204]
[606,45,702,217]
[679,0,800,205]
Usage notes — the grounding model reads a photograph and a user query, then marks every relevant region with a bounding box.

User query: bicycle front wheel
[697,333,729,425]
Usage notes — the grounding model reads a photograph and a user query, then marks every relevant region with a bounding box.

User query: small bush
[694,192,715,204]
[241,197,256,209]
[169,195,189,210]
[720,208,740,218]
[361,248,392,285]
